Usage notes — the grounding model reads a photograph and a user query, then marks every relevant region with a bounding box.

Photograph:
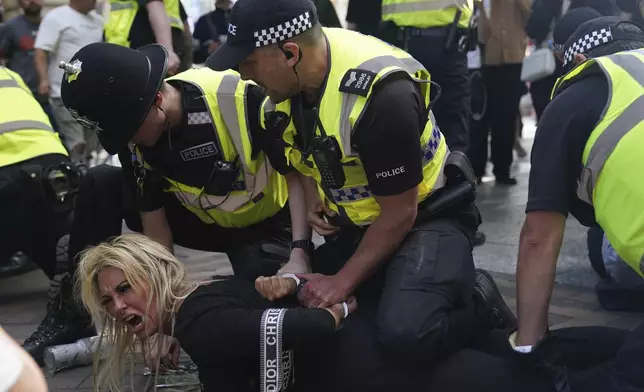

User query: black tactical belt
[260,308,295,392]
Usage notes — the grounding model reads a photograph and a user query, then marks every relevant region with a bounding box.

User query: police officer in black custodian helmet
[23,41,314,365]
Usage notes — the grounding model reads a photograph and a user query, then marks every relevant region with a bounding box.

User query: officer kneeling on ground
[206,0,516,363]
[513,17,644,379]
[24,42,315,364]
[0,65,86,364]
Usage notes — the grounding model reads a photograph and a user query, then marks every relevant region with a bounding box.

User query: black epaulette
[338,68,377,97]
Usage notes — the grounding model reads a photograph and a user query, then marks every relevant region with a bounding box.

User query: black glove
[508,330,572,392]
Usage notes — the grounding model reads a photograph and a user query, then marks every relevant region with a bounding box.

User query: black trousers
[469,64,524,179]
[529,73,559,122]
[300,318,628,392]
[381,31,471,153]
[67,164,292,281]
[312,204,480,364]
[0,153,74,279]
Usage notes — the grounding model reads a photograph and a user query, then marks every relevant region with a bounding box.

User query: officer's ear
[281,42,300,67]
[573,53,588,65]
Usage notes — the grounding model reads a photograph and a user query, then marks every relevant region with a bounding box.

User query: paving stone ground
[1,121,643,390]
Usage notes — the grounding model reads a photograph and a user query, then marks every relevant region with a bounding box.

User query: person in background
[192,0,232,64]
[311,0,342,28]
[471,0,530,186]
[0,327,48,392]
[527,0,618,121]
[0,0,58,132]
[346,0,381,37]
[33,0,104,165]
[616,0,644,25]
[103,0,190,75]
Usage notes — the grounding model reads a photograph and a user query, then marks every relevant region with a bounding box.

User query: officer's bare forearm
[516,211,566,346]
[286,172,312,243]
[140,208,174,253]
[337,188,418,290]
[146,1,174,51]
[34,49,49,85]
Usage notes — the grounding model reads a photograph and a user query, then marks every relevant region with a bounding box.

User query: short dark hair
[291,22,324,46]
[588,22,644,57]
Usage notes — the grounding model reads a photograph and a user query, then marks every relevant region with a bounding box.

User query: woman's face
[98,267,159,340]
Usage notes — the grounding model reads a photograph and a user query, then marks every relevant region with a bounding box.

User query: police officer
[24,42,315,364]
[206,0,515,364]
[104,0,190,74]
[0,65,88,365]
[380,0,475,153]
[512,17,644,364]
[381,0,488,245]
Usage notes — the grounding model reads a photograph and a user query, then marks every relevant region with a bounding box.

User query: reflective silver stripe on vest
[217,73,249,167]
[577,52,644,205]
[0,79,21,89]
[382,0,467,15]
[329,120,442,203]
[339,55,426,155]
[169,16,183,26]
[0,120,54,135]
[110,1,134,11]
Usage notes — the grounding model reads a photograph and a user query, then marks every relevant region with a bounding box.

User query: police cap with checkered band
[205,0,319,71]
[59,42,168,155]
[562,16,644,68]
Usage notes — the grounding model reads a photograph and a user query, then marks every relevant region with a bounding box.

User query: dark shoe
[496,176,518,186]
[474,231,486,247]
[0,251,38,278]
[22,276,95,366]
[473,269,517,332]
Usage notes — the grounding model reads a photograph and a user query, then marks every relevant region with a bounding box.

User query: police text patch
[339,69,377,97]
[180,141,218,162]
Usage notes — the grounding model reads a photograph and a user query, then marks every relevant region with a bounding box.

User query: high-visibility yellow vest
[137,68,288,228]
[105,0,184,48]
[552,48,644,277]
[0,66,68,167]
[260,28,448,227]
[382,0,474,29]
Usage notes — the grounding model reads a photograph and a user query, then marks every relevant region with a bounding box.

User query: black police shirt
[526,72,608,226]
[123,80,269,212]
[267,73,425,197]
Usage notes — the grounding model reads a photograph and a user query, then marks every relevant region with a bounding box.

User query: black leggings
[67,164,292,281]
[299,316,630,392]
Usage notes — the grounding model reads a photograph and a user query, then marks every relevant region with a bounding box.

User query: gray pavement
[1,130,643,390]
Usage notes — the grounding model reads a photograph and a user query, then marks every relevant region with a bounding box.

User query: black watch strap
[290,240,314,256]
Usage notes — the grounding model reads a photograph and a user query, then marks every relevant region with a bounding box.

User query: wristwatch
[290,240,314,256]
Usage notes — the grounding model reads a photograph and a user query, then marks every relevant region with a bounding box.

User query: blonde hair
[75,233,196,391]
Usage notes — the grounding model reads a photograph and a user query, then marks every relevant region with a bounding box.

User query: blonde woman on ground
[76,233,355,392]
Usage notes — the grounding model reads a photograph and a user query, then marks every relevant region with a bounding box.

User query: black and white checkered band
[253,12,313,48]
[564,28,614,66]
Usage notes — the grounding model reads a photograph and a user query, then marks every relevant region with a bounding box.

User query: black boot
[22,275,95,366]
[473,269,518,332]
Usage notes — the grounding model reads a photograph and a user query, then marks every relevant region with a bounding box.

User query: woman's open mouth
[124,314,143,330]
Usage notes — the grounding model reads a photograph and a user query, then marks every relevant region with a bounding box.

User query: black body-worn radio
[205,158,240,196]
[309,107,345,189]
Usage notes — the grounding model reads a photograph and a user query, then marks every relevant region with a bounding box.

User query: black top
[265,73,425,197]
[526,72,608,226]
[192,9,230,64]
[120,80,269,212]
[174,277,336,392]
[128,0,188,53]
